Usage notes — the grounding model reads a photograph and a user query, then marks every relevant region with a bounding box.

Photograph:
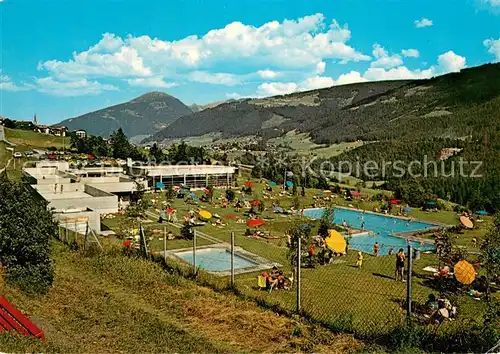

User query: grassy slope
[5,128,66,149]
[122,178,491,336]
[0,142,10,169]
[0,242,362,353]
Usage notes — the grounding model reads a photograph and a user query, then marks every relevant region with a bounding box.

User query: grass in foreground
[0,241,363,353]
[5,127,66,149]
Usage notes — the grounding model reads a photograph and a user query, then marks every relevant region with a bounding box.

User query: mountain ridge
[145,63,500,145]
[56,91,193,139]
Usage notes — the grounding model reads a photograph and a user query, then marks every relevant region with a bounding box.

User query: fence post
[193,229,197,276]
[407,245,413,321]
[163,226,167,262]
[65,220,68,243]
[296,236,301,314]
[231,232,235,287]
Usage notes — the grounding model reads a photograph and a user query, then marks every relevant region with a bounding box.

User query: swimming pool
[303,207,437,255]
[175,248,258,272]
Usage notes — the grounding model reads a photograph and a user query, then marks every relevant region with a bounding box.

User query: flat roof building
[130,164,236,189]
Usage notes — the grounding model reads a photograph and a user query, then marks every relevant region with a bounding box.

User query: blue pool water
[303,208,437,255]
[175,248,258,272]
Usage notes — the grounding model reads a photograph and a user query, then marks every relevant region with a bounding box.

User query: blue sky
[0,0,499,125]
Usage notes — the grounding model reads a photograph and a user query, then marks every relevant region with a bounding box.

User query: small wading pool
[303,207,438,255]
[175,248,258,272]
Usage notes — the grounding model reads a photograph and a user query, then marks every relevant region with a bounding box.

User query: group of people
[423,294,457,324]
[355,247,407,282]
[158,205,178,223]
[260,266,293,291]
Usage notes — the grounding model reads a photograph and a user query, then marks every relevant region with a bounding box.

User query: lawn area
[5,127,67,149]
[95,177,493,338]
[0,142,11,169]
[0,241,362,353]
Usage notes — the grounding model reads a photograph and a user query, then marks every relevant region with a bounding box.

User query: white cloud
[370,44,403,69]
[485,0,500,6]
[334,71,368,85]
[256,49,466,98]
[0,71,33,92]
[364,67,433,81]
[299,76,335,90]
[37,14,370,88]
[127,77,178,88]
[187,71,242,85]
[483,38,500,61]
[436,51,466,72]
[35,77,118,97]
[414,18,433,28]
[257,70,279,79]
[348,50,465,82]
[401,49,420,58]
[257,82,298,96]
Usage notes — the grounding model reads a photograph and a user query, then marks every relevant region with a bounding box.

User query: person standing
[308,245,315,268]
[373,242,380,257]
[395,248,406,281]
[356,251,363,268]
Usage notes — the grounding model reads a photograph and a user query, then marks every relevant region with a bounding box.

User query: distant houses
[0,114,68,137]
[75,129,87,139]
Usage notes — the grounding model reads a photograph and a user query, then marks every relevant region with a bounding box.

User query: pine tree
[0,172,55,294]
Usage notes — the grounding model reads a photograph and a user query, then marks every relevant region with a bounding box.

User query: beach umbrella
[250,200,261,206]
[454,260,476,284]
[203,188,210,194]
[269,181,277,186]
[325,230,347,253]
[351,191,361,197]
[475,210,489,216]
[391,199,402,204]
[247,219,265,227]
[156,182,165,189]
[198,210,212,221]
[460,216,474,229]
[286,180,293,187]
[244,181,254,187]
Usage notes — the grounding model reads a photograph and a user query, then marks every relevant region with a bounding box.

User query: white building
[130,164,236,189]
[75,130,87,139]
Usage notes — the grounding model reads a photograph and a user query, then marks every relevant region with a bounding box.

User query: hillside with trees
[147,63,499,144]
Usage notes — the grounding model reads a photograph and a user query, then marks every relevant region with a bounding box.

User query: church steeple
[33,113,38,125]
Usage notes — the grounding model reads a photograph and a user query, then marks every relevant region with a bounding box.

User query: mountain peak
[56,91,192,139]
[131,91,175,103]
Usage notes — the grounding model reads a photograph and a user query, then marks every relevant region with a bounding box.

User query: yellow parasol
[454,260,476,284]
[325,229,347,253]
[459,216,474,229]
[198,210,212,221]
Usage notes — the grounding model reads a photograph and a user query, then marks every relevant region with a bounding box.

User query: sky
[0,0,499,125]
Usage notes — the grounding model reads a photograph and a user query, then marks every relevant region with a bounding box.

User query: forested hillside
[147,63,499,144]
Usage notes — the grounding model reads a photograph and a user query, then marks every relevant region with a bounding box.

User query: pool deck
[303,205,451,245]
[162,243,281,276]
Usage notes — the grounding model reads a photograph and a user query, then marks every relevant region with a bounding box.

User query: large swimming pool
[303,208,437,255]
[175,248,258,272]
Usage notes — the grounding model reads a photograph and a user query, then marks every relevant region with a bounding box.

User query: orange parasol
[244,181,254,187]
[454,260,476,284]
[250,200,261,206]
[460,216,474,229]
[247,219,265,227]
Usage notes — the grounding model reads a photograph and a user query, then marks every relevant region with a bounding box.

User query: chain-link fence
[141,228,496,345]
[54,214,497,350]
